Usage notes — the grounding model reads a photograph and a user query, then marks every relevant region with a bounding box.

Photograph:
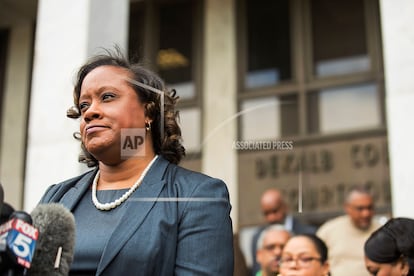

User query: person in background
[364,217,414,276]
[251,188,316,275]
[0,202,14,224]
[279,234,330,276]
[255,225,291,276]
[234,233,250,276]
[317,185,380,276]
[38,49,234,275]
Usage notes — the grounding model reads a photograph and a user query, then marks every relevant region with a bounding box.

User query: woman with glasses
[364,217,414,276]
[279,234,330,276]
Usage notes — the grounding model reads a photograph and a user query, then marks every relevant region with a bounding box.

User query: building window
[240,94,299,140]
[158,2,195,100]
[237,0,388,227]
[238,0,384,139]
[244,0,291,89]
[307,83,381,134]
[129,0,202,156]
[311,0,370,77]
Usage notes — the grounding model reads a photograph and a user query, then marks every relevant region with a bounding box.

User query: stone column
[24,0,129,210]
[380,0,414,217]
[0,24,33,209]
[202,0,238,230]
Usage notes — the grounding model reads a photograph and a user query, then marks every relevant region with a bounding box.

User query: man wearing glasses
[255,225,291,276]
[251,189,316,275]
[316,186,381,276]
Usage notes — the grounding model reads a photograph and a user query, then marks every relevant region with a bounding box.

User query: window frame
[237,0,386,143]
[129,0,203,155]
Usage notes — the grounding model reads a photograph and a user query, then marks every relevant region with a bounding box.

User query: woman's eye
[79,102,89,112]
[102,93,115,101]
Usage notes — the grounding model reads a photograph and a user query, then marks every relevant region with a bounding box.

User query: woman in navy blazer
[39,49,233,275]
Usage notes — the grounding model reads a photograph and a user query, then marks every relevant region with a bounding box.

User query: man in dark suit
[250,188,316,275]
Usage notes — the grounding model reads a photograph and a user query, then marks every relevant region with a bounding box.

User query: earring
[145,121,151,131]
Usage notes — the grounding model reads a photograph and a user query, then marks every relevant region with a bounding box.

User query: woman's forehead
[83,65,130,82]
[80,66,131,93]
[284,237,317,254]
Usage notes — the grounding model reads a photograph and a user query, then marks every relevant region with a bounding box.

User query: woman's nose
[83,102,102,122]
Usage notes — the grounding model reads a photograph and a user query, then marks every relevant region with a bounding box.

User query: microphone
[28,203,75,276]
[0,202,15,225]
[0,210,38,275]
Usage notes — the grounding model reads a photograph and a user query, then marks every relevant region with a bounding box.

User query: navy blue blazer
[39,157,234,275]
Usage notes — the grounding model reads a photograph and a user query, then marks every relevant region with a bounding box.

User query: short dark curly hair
[67,49,185,166]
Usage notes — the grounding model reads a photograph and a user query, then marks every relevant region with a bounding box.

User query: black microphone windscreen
[0,202,15,224]
[10,210,33,224]
[29,203,75,276]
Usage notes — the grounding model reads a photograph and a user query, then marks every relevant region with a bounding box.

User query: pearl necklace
[92,155,158,211]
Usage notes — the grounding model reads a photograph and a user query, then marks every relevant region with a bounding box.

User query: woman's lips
[85,125,108,134]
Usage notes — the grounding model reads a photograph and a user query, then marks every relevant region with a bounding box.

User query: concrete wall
[380,0,414,218]
[202,0,238,230]
[0,23,33,209]
[24,0,129,211]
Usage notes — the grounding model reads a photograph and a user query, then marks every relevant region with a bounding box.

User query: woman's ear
[399,257,409,276]
[321,261,330,276]
[144,101,156,118]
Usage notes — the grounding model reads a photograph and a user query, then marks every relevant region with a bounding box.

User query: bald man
[250,188,316,275]
[260,189,288,225]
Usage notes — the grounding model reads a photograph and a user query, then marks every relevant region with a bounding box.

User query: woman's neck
[96,154,157,190]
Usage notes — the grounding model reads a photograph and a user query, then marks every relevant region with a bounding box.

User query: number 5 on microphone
[7,218,38,268]
[11,233,34,258]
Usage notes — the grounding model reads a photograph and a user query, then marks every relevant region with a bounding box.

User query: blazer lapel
[96,157,169,275]
[59,169,97,211]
